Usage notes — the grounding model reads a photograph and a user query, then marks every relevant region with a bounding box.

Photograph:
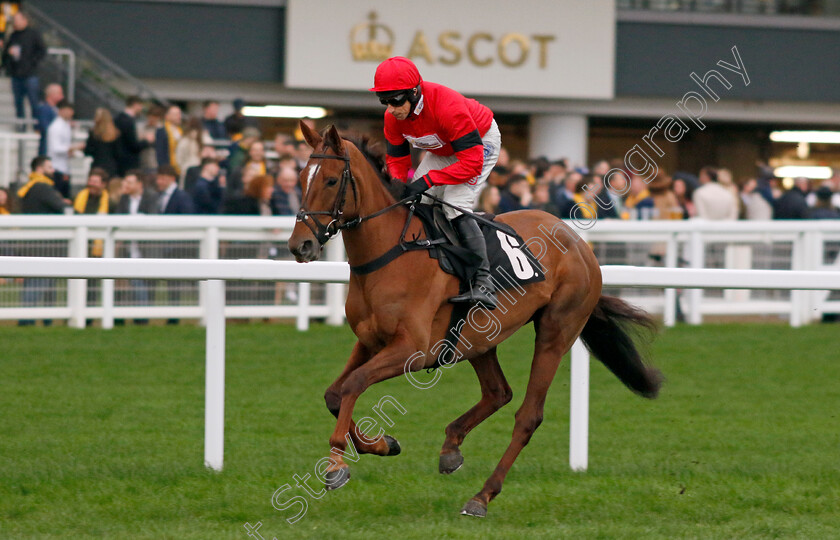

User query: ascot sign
[286,0,616,99]
[351,12,555,70]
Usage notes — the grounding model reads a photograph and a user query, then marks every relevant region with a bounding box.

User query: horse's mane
[323,129,405,201]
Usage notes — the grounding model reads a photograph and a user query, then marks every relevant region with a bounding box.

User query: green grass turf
[0,322,838,539]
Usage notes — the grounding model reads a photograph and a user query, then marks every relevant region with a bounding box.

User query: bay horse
[288,122,662,518]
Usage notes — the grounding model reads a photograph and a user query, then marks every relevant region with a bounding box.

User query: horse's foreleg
[439,348,512,474]
[323,341,397,457]
[324,336,417,489]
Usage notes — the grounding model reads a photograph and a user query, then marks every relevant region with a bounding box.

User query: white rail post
[569,338,589,471]
[296,281,311,331]
[325,234,345,326]
[199,227,220,327]
[67,226,88,328]
[663,233,678,327]
[204,279,226,471]
[790,232,804,328]
[687,230,704,325]
[101,228,115,329]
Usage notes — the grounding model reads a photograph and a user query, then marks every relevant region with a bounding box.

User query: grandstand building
[16,0,840,181]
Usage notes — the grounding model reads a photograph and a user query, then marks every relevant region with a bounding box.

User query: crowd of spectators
[2,92,308,220]
[476,153,840,223]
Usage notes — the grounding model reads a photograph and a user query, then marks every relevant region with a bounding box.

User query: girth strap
[349,237,448,275]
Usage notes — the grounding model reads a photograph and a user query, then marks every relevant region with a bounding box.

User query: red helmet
[369,57,422,92]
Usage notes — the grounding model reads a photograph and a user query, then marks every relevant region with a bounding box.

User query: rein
[295,151,414,245]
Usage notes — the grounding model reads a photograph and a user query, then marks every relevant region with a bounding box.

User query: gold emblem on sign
[350,11,394,62]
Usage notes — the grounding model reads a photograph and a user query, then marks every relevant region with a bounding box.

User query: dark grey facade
[32,0,284,82]
[30,0,840,104]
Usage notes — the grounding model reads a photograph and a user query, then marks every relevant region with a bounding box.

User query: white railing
[1,256,838,472]
[3,216,839,328]
[0,215,346,329]
[582,219,840,327]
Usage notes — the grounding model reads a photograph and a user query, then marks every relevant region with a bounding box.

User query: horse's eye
[325,177,338,187]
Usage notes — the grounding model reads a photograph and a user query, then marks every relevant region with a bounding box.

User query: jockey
[371,56,500,309]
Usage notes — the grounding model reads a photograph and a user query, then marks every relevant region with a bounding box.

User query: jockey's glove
[404,175,432,198]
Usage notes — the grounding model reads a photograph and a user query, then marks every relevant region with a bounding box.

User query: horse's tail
[579,295,663,399]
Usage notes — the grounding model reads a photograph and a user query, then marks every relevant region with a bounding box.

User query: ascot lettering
[405,30,554,69]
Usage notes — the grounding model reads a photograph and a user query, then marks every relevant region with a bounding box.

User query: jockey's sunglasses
[379,93,408,107]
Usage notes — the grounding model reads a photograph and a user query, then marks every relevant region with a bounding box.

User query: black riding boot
[449,215,497,309]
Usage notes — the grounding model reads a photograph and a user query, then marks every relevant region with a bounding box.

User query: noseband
[296,151,358,245]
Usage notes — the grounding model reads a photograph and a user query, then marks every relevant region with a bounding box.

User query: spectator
[73,168,109,215]
[294,139,313,170]
[139,105,164,174]
[637,172,682,220]
[229,137,267,195]
[530,181,559,217]
[692,166,738,220]
[585,175,618,219]
[498,174,532,213]
[591,159,610,177]
[602,170,629,217]
[496,146,510,168]
[114,95,152,176]
[740,178,773,220]
[201,100,226,140]
[155,164,194,214]
[273,133,296,157]
[672,176,696,219]
[809,186,840,219]
[34,83,63,155]
[270,166,301,216]
[191,158,225,214]
[774,177,810,220]
[155,105,183,175]
[477,185,500,214]
[175,116,207,186]
[17,156,67,213]
[46,99,79,198]
[223,97,257,137]
[84,108,122,177]
[116,169,157,215]
[275,153,299,176]
[0,187,10,214]
[622,173,652,218]
[16,156,67,326]
[115,170,156,325]
[571,175,598,220]
[225,126,260,177]
[1,11,46,130]
[155,164,194,324]
[183,145,218,194]
[224,173,274,215]
[552,171,581,218]
[717,168,740,203]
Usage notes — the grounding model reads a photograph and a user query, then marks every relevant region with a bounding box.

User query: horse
[288,122,662,518]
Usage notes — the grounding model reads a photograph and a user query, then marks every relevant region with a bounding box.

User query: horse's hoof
[384,435,401,456]
[324,467,350,491]
[460,498,487,518]
[439,450,464,474]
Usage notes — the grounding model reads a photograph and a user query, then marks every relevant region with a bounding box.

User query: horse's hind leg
[324,341,400,457]
[461,306,589,518]
[439,347,512,474]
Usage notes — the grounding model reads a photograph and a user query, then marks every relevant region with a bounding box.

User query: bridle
[295,151,358,245]
[295,148,418,246]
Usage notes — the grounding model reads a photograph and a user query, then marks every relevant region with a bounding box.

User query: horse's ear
[300,120,321,149]
[324,125,344,155]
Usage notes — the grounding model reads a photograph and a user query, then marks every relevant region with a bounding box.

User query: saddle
[349,202,545,291]
[349,201,546,371]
